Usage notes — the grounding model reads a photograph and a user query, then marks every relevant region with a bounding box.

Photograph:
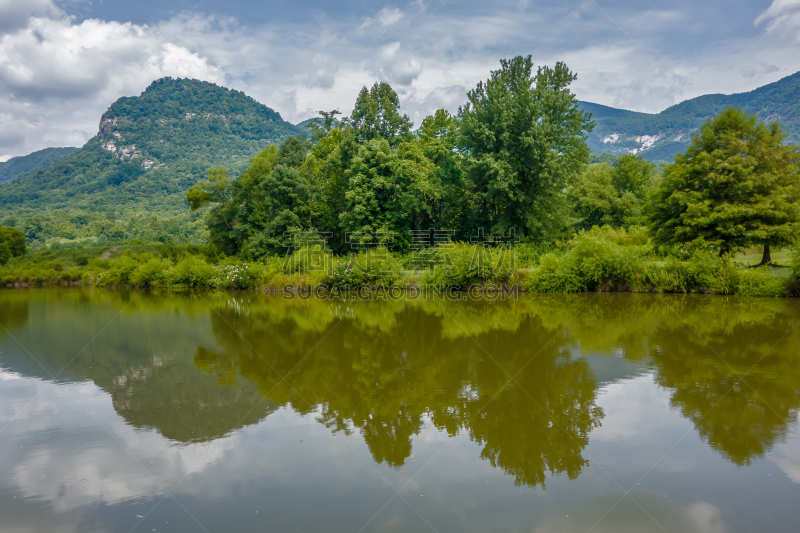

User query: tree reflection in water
[3,289,800,488]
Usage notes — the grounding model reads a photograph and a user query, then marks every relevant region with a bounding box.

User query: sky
[0,0,798,160]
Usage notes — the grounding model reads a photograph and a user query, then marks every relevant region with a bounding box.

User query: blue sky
[0,0,798,159]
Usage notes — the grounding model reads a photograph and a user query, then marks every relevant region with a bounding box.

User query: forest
[2,55,800,296]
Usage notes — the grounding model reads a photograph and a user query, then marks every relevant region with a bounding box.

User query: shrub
[165,256,216,287]
[422,242,515,289]
[327,247,403,289]
[524,231,646,293]
[129,258,170,287]
[737,267,788,297]
[95,254,142,287]
[210,260,264,289]
[685,251,739,294]
[523,252,583,293]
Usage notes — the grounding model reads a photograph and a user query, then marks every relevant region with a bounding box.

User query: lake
[1,288,799,532]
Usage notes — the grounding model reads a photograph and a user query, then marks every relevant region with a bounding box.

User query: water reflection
[193,293,800,475]
[2,289,800,484]
[197,296,604,486]
[0,289,274,443]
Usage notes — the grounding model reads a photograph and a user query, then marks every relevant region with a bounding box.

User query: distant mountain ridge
[580,71,800,161]
[0,78,304,244]
[0,147,78,184]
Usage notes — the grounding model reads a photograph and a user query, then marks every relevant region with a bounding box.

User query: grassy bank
[1,227,798,297]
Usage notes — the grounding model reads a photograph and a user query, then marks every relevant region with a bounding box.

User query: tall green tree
[418,109,468,234]
[459,56,593,241]
[243,136,311,257]
[649,107,800,261]
[349,82,412,147]
[613,153,657,197]
[187,166,240,254]
[304,109,342,143]
[187,137,312,257]
[303,126,348,246]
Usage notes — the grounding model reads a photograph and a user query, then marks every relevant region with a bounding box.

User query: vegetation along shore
[1,56,799,297]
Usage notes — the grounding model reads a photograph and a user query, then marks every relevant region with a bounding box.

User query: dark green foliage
[590,152,618,165]
[0,225,26,265]
[649,107,800,255]
[0,77,303,247]
[339,138,418,249]
[188,137,313,258]
[0,147,79,184]
[459,56,593,241]
[243,137,312,257]
[0,225,26,256]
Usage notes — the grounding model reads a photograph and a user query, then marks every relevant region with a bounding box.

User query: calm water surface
[1,289,799,532]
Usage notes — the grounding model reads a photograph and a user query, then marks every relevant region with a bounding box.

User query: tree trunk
[757,244,772,267]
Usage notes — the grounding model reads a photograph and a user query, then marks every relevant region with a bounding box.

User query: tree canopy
[459,56,593,241]
[648,106,800,259]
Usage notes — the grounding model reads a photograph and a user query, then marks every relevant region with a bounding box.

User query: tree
[302,127,349,250]
[613,153,656,197]
[568,163,642,229]
[348,82,412,147]
[338,137,440,250]
[459,56,593,241]
[339,139,409,247]
[0,225,26,265]
[418,109,468,234]
[304,109,342,143]
[569,154,656,229]
[187,167,230,211]
[242,137,312,257]
[649,107,800,261]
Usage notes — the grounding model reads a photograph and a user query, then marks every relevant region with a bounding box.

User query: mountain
[580,71,800,161]
[0,147,79,184]
[0,78,304,246]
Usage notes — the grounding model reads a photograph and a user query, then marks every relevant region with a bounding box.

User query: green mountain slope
[0,147,79,184]
[580,71,800,161]
[0,78,303,245]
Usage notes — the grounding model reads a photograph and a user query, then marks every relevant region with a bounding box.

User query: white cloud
[685,502,728,533]
[756,0,800,28]
[368,42,423,86]
[378,6,403,26]
[768,432,800,483]
[1,1,800,158]
[0,11,223,153]
[0,0,59,34]
[303,52,340,89]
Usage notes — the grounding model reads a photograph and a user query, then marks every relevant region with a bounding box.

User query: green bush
[327,247,403,289]
[422,242,515,289]
[165,256,216,287]
[685,251,739,294]
[736,267,787,297]
[129,258,169,287]
[210,260,265,289]
[523,230,646,293]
